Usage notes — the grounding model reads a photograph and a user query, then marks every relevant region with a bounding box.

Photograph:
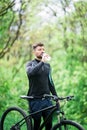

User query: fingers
[41,53,51,62]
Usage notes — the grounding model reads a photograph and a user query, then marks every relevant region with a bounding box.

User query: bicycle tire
[51,120,85,130]
[1,106,32,130]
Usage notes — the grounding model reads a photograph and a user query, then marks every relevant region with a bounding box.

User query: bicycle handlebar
[20,94,74,101]
[43,94,74,101]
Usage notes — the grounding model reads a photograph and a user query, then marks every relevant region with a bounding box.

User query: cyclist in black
[26,43,58,130]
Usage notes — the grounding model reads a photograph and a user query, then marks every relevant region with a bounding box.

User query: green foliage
[0,59,28,117]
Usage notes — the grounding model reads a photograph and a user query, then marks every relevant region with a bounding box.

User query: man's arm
[48,70,58,96]
[26,60,44,76]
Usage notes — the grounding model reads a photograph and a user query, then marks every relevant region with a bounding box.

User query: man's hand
[41,53,51,62]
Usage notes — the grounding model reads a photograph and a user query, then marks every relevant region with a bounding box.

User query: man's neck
[35,57,42,61]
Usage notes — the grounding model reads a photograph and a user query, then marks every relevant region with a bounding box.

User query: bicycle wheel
[51,120,85,130]
[1,106,32,130]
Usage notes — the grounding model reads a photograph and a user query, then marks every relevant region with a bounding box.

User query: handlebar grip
[20,95,34,99]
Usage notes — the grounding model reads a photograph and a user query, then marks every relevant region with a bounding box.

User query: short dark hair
[32,42,44,50]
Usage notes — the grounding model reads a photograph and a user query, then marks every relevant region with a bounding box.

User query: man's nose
[42,51,45,53]
[41,51,45,56]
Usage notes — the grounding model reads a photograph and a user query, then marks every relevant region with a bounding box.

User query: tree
[0,0,25,58]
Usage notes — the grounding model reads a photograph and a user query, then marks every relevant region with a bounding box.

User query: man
[26,42,58,130]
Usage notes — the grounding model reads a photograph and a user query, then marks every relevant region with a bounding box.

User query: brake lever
[67,96,74,101]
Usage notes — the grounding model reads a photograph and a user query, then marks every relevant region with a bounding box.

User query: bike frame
[30,105,57,130]
[13,104,59,130]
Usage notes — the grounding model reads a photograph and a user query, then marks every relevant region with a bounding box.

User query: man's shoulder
[45,62,50,67]
[26,60,35,66]
[45,62,50,65]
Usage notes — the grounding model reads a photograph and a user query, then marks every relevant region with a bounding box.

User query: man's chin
[37,56,42,59]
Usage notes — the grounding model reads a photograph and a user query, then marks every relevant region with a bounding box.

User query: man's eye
[38,50,41,51]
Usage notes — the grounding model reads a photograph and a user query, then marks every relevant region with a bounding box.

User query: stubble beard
[36,55,42,60]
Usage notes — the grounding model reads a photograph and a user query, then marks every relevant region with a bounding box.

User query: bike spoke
[55,124,83,130]
[3,110,27,130]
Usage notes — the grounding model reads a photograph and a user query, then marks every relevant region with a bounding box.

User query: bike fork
[57,112,68,130]
[59,123,68,130]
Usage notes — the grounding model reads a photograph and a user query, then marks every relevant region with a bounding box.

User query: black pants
[29,98,53,130]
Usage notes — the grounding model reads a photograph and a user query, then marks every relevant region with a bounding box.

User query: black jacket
[26,59,57,97]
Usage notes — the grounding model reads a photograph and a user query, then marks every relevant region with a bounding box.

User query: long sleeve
[48,71,58,96]
[26,60,44,76]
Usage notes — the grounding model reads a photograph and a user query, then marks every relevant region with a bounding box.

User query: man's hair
[32,42,44,50]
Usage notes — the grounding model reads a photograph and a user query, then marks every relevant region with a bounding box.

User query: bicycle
[1,94,85,130]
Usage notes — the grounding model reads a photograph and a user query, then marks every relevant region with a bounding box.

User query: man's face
[34,46,45,59]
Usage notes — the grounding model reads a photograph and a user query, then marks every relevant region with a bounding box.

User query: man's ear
[32,50,36,56]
